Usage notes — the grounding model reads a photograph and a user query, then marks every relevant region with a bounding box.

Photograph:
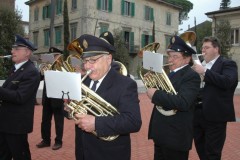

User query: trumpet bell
[138,42,160,58]
[180,31,196,47]
[67,39,83,56]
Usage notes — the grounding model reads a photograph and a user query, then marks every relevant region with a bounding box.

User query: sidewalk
[30,94,240,160]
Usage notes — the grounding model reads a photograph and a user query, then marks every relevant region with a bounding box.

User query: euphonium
[66,70,120,141]
[138,42,177,116]
[63,38,125,141]
[180,31,196,47]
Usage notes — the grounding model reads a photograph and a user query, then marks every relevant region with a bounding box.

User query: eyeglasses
[168,55,182,60]
[81,54,106,64]
[11,47,27,51]
[201,46,213,51]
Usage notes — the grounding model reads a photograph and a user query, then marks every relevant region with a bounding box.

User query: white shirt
[14,60,28,71]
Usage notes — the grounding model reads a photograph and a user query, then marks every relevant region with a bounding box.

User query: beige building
[25,0,181,77]
[206,6,240,79]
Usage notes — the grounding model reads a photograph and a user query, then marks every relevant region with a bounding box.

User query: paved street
[29,94,240,160]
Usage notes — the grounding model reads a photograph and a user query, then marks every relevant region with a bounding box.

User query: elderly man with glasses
[70,34,142,160]
[0,34,40,160]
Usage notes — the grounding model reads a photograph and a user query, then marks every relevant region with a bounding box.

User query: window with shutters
[141,34,153,48]
[144,6,154,21]
[166,12,171,26]
[121,1,134,17]
[97,0,112,12]
[124,31,134,53]
[42,5,51,19]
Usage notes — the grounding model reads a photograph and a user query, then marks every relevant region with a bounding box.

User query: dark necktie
[168,71,175,79]
[91,80,99,92]
[9,66,16,76]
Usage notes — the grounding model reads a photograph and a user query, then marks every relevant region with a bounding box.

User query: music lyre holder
[62,91,70,102]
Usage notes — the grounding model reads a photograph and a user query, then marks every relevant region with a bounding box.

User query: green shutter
[60,0,62,13]
[97,0,101,10]
[121,0,124,15]
[141,34,145,48]
[42,6,46,19]
[150,35,153,43]
[109,0,112,12]
[130,32,134,52]
[131,3,135,17]
[48,5,51,18]
[150,8,154,21]
[144,6,147,20]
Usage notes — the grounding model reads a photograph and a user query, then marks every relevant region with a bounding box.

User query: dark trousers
[194,108,227,160]
[154,144,189,160]
[41,102,64,144]
[0,132,31,160]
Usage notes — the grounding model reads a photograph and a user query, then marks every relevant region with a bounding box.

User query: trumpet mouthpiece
[0,55,12,59]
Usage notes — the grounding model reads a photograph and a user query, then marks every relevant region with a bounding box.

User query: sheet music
[44,71,82,101]
[143,51,163,73]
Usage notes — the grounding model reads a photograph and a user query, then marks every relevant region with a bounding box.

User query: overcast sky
[16,0,239,32]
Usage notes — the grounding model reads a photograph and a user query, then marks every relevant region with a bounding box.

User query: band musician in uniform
[146,35,201,160]
[0,34,40,160]
[36,47,65,150]
[67,34,142,160]
[192,36,238,160]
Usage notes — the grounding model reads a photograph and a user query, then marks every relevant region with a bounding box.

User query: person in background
[192,36,238,160]
[99,31,129,77]
[70,34,142,160]
[146,35,201,160]
[0,34,40,160]
[36,47,65,150]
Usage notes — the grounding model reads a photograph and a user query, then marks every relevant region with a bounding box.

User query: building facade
[206,6,240,79]
[26,0,181,77]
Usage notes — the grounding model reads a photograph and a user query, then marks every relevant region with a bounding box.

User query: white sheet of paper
[143,51,163,73]
[44,71,82,101]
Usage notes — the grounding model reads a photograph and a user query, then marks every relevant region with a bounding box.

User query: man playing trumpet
[146,35,201,160]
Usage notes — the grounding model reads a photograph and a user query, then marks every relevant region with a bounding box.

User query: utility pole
[50,0,55,47]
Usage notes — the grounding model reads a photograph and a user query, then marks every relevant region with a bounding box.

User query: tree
[63,0,70,59]
[112,28,130,71]
[0,6,24,79]
[195,21,212,53]
[220,0,231,10]
[0,7,24,53]
[164,0,193,24]
[215,20,232,58]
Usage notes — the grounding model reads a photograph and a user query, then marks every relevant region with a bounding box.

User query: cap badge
[104,32,108,37]
[83,39,88,49]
